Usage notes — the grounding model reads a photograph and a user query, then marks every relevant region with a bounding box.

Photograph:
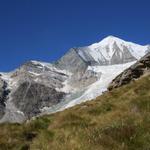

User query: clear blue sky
[0,0,150,71]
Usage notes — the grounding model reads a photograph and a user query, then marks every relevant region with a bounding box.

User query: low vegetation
[0,74,150,150]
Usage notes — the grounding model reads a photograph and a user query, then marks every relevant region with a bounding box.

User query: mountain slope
[0,61,70,122]
[108,52,150,90]
[0,36,149,122]
[45,36,149,112]
[0,67,150,150]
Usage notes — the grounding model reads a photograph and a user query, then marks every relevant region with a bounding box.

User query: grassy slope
[0,74,150,150]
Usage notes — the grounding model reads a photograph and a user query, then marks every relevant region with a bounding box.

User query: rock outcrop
[0,76,10,119]
[108,52,150,90]
[55,48,88,73]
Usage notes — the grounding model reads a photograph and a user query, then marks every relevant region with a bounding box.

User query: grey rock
[55,48,88,73]
[110,42,137,64]
[0,77,10,119]
[68,69,101,89]
[76,47,101,65]
[108,52,150,90]
[12,81,65,118]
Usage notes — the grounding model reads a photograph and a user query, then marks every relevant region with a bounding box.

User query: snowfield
[62,61,136,109]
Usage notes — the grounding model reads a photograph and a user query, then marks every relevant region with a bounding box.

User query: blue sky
[0,0,150,71]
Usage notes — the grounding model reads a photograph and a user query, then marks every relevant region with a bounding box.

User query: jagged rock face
[16,61,69,89]
[0,61,69,122]
[68,69,101,89]
[76,47,101,65]
[55,48,88,73]
[110,43,137,64]
[55,49,102,89]
[12,81,65,118]
[0,79,5,119]
[108,52,150,90]
[0,77,10,119]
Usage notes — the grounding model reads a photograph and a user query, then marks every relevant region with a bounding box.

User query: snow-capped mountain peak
[0,35,150,123]
[76,36,149,65]
[89,35,125,49]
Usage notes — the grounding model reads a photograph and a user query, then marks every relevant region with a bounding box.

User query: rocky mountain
[1,62,150,150]
[108,52,150,90]
[0,61,69,122]
[0,36,149,122]
[56,36,148,69]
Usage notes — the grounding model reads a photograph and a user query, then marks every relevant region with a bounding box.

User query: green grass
[0,74,150,150]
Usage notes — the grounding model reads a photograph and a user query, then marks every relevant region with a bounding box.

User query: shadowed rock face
[55,49,102,89]
[55,48,88,73]
[108,52,150,90]
[68,69,101,89]
[76,47,101,66]
[110,43,137,64]
[0,77,10,119]
[0,61,69,122]
[17,61,69,89]
[12,81,65,118]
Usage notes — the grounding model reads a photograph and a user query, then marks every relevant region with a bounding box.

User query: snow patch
[31,60,71,75]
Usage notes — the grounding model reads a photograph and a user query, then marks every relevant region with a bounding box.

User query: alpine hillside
[0,36,149,123]
[0,51,150,150]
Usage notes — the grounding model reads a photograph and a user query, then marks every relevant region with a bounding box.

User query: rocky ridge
[108,52,150,90]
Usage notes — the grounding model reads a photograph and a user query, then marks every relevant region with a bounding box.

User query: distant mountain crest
[78,35,148,63]
[57,36,149,71]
